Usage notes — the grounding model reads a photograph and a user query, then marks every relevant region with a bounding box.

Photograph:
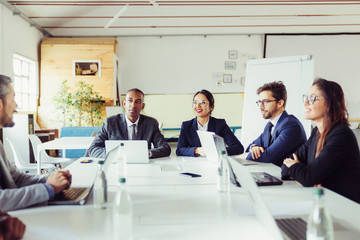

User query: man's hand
[283,153,300,168]
[251,146,265,159]
[46,170,72,194]
[0,211,26,240]
[194,147,206,156]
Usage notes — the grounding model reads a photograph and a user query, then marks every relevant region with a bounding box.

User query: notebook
[228,156,305,240]
[105,140,149,164]
[198,131,282,187]
[48,145,119,206]
[197,130,259,166]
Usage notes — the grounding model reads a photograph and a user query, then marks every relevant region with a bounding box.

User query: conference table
[36,137,95,174]
[10,156,360,240]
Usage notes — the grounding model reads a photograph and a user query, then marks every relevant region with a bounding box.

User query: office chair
[5,138,55,174]
[28,134,74,169]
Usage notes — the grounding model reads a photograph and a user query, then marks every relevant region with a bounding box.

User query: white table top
[36,137,95,174]
[9,156,360,240]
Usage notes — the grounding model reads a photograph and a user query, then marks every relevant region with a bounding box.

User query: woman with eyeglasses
[282,78,360,203]
[176,89,244,157]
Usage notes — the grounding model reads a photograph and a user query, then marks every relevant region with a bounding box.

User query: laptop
[198,131,282,187]
[228,156,305,240]
[48,145,119,206]
[197,130,259,166]
[105,140,149,164]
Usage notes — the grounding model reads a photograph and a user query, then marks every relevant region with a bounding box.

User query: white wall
[265,34,360,119]
[115,35,263,134]
[0,5,43,76]
[116,35,263,94]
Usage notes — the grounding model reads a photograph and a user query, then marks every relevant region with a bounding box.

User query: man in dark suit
[88,88,171,158]
[246,81,306,167]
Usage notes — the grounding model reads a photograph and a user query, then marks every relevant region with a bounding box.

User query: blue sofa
[60,126,101,158]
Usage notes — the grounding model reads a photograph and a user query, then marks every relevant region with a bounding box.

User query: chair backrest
[5,138,28,170]
[28,134,43,161]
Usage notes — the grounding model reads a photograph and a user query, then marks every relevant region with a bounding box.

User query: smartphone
[180,172,202,178]
[80,159,93,163]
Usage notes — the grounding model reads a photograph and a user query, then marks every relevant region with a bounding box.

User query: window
[12,54,37,110]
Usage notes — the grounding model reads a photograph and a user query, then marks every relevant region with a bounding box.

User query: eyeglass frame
[302,94,323,105]
[255,99,278,107]
[192,100,208,105]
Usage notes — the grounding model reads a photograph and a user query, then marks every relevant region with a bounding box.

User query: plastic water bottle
[217,151,230,192]
[113,178,133,240]
[93,160,107,209]
[306,187,334,240]
[117,143,127,179]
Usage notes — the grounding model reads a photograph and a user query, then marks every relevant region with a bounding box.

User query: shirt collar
[269,111,283,129]
[125,113,140,127]
[197,118,209,132]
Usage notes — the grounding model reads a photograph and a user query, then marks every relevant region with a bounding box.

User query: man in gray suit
[88,88,171,158]
[0,74,72,211]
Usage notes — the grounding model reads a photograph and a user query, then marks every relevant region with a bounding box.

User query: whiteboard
[241,55,314,149]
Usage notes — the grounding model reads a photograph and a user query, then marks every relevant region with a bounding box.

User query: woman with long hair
[282,78,360,203]
[176,89,244,157]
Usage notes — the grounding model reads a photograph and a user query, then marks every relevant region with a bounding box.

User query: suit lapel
[208,117,215,132]
[120,114,129,140]
[272,110,288,139]
[136,115,144,140]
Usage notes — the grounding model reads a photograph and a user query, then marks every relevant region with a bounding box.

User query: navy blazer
[282,125,360,203]
[88,114,171,159]
[246,111,306,166]
[176,117,244,157]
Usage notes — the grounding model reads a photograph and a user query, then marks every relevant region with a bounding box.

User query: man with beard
[0,74,72,211]
[88,88,171,158]
[245,81,306,167]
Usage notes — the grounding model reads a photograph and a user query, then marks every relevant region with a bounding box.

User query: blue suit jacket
[246,111,306,166]
[176,117,244,157]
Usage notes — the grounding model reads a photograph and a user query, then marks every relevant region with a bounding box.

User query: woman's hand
[194,147,206,156]
[283,153,300,168]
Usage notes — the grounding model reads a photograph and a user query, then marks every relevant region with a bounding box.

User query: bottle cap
[220,150,226,155]
[120,143,124,146]
[97,160,105,165]
[313,187,324,196]
[118,178,126,183]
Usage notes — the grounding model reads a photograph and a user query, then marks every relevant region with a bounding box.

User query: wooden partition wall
[38,37,117,129]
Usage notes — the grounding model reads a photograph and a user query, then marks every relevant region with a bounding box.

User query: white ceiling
[3,0,360,36]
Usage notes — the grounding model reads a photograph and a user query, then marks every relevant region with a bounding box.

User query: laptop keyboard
[55,188,88,201]
[276,218,307,240]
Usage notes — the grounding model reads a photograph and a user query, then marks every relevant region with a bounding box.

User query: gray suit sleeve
[0,184,49,211]
[0,164,49,211]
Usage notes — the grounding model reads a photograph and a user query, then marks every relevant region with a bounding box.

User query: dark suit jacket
[282,125,360,204]
[88,114,171,159]
[246,111,306,166]
[176,117,244,157]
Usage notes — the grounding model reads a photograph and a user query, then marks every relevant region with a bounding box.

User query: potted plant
[52,80,104,127]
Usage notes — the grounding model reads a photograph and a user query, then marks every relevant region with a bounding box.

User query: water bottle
[306,187,334,240]
[217,151,230,192]
[93,160,107,209]
[117,143,127,179]
[113,178,133,240]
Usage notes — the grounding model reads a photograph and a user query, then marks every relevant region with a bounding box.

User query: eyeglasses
[256,99,277,107]
[193,100,208,105]
[302,94,323,105]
